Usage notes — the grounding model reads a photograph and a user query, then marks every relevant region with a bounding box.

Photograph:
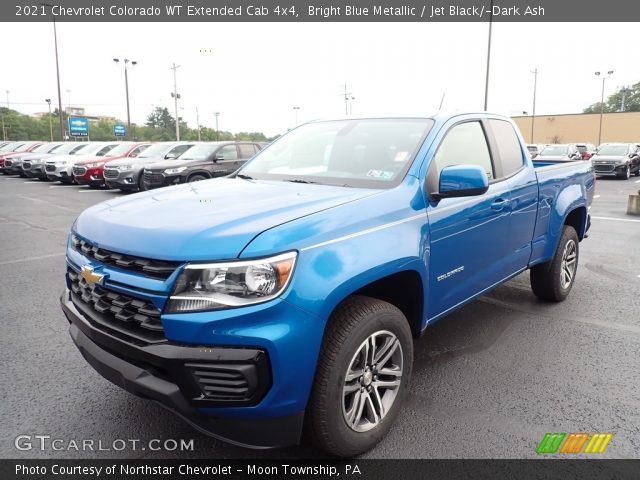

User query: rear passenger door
[213,144,241,174]
[426,120,513,319]
[238,143,260,169]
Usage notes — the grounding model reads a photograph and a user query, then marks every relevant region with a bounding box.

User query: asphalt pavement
[1,174,638,459]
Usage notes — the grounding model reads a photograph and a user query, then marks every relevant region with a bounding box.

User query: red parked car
[72,142,151,187]
[0,141,45,173]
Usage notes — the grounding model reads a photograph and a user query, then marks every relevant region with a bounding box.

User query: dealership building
[512,111,640,145]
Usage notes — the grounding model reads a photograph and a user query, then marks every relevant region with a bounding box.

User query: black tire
[137,174,146,192]
[634,168,640,177]
[188,174,208,183]
[530,225,579,302]
[617,165,630,180]
[305,295,413,457]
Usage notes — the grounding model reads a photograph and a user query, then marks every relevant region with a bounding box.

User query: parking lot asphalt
[1,174,639,459]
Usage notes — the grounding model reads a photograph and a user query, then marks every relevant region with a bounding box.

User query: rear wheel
[305,296,413,457]
[530,225,579,302]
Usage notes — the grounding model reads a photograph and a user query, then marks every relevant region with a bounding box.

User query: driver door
[426,120,512,320]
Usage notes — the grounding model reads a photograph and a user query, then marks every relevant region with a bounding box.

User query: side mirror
[214,154,224,162]
[129,153,138,158]
[432,164,489,199]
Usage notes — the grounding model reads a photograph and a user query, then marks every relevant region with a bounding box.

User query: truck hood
[74,177,379,261]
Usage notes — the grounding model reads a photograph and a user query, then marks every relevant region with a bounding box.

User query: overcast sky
[1,22,636,136]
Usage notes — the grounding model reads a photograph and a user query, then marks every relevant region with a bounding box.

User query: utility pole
[196,107,201,141]
[214,112,220,140]
[530,68,538,143]
[170,63,181,141]
[41,4,66,141]
[46,99,53,141]
[113,58,137,138]
[620,86,630,112]
[483,0,494,110]
[5,90,9,108]
[342,84,353,116]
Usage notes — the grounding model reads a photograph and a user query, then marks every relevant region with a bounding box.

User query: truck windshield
[138,143,175,158]
[239,119,433,188]
[105,142,134,157]
[596,145,628,156]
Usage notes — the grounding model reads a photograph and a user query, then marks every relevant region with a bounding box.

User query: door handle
[491,198,508,210]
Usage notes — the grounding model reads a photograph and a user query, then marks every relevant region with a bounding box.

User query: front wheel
[187,174,208,183]
[618,165,630,180]
[305,296,413,457]
[530,225,579,302]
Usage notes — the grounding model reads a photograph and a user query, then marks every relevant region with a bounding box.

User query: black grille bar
[68,268,165,342]
[71,235,180,279]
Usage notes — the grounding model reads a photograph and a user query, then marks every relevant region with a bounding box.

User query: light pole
[214,112,220,140]
[483,0,494,110]
[530,68,538,143]
[40,3,65,141]
[113,58,137,137]
[349,96,355,115]
[45,99,53,141]
[293,106,300,126]
[170,63,181,141]
[5,90,9,108]
[595,70,613,145]
[195,107,201,141]
[342,85,353,115]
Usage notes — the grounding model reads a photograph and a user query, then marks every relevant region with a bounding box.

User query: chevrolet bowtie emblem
[80,265,105,286]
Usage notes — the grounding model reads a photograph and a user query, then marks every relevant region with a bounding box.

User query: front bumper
[593,163,628,176]
[104,168,141,190]
[46,164,74,182]
[143,171,184,189]
[61,289,305,448]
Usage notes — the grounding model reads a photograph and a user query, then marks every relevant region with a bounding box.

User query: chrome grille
[22,162,32,170]
[73,166,87,176]
[143,171,164,184]
[4,160,12,167]
[45,164,56,172]
[103,168,118,179]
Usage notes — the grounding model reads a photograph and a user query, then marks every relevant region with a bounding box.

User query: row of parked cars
[527,142,640,179]
[0,140,265,191]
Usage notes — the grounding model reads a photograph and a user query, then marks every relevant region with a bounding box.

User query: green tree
[583,81,640,113]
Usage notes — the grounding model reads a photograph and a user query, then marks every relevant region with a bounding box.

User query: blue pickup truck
[61,113,594,457]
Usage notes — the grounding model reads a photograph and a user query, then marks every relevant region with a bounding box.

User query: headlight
[116,165,133,171]
[164,166,187,175]
[84,162,100,168]
[166,252,297,313]
[56,161,67,166]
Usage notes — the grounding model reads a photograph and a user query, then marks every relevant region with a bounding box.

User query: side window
[96,145,116,156]
[489,120,524,178]
[218,145,238,160]
[166,144,191,158]
[129,145,148,157]
[433,121,493,180]
[238,144,257,158]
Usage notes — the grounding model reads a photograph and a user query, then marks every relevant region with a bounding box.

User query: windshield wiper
[284,179,317,184]
[236,173,254,180]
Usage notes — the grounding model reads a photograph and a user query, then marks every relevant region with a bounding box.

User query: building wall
[512,112,640,145]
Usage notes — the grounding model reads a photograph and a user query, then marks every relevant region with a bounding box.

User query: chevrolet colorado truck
[61,113,594,457]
